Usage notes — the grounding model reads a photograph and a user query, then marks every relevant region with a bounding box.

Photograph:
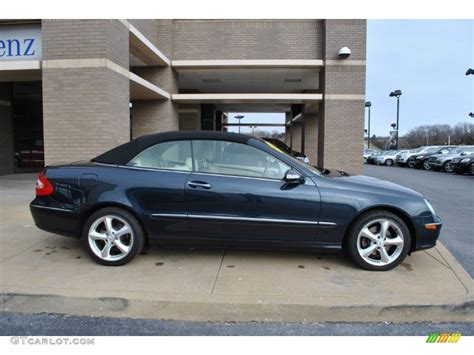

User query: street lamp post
[234,115,244,133]
[389,90,402,150]
[364,101,372,149]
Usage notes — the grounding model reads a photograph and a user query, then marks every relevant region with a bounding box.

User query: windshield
[264,141,322,176]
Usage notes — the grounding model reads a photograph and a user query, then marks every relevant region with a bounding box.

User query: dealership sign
[0,25,42,61]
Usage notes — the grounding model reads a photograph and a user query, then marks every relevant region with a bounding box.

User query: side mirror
[284,169,304,184]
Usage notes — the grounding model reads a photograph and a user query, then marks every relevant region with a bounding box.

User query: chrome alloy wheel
[88,215,134,262]
[356,219,404,266]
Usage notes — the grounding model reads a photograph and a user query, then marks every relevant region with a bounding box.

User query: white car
[375,151,403,166]
[396,146,431,167]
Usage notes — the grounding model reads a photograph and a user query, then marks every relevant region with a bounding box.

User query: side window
[440,149,450,154]
[127,140,192,171]
[192,140,290,179]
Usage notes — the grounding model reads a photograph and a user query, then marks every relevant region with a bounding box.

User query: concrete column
[0,83,14,175]
[42,20,130,165]
[319,19,366,174]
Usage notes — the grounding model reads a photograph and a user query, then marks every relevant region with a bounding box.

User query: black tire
[407,160,415,168]
[422,159,431,170]
[344,210,411,271]
[469,163,473,176]
[385,159,394,166]
[82,207,146,266]
[443,161,453,173]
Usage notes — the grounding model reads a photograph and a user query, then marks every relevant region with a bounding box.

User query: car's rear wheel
[344,210,411,271]
[385,159,394,166]
[407,160,415,168]
[443,161,453,173]
[469,163,473,176]
[422,159,431,170]
[82,207,145,266]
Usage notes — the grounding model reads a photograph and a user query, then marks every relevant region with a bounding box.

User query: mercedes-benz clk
[30,131,442,271]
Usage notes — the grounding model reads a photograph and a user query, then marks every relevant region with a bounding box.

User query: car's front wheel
[422,159,431,170]
[385,159,394,166]
[82,207,145,266]
[344,210,411,271]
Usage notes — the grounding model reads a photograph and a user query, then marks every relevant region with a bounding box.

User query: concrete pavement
[363,165,474,276]
[0,173,473,323]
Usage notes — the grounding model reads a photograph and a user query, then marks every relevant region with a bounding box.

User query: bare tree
[403,122,473,148]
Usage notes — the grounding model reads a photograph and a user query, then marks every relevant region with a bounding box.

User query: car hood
[325,174,422,198]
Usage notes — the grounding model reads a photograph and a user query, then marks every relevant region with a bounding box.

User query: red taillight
[36,171,54,196]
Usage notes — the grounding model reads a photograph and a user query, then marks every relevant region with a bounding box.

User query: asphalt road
[0,312,472,336]
[363,165,473,277]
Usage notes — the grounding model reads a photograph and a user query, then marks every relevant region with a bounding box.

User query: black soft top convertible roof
[92,131,257,165]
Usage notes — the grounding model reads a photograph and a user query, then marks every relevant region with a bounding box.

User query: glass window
[127,140,192,171]
[192,140,290,179]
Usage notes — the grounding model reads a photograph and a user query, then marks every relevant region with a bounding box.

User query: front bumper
[412,214,442,251]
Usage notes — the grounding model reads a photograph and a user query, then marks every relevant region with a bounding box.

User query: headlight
[424,199,437,216]
[461,158,471,163]
[417,156,424,159]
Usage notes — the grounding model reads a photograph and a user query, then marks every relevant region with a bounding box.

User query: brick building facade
[0,19,366,175]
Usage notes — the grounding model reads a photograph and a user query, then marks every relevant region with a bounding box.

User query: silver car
[428,146,474,172]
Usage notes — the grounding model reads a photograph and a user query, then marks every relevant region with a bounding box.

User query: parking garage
[0,19,366,175]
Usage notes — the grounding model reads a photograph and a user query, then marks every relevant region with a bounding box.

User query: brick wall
[172,20,324,60]
[131,20,179,138]
[42,20,129,68]
[179,112,199,131]
[132,100,179,138]
[42,20,130,165]
[318,19,366,174]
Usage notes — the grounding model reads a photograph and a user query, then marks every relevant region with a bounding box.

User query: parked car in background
[30,131,442,271]
[366,151,384,165]
[451,154,474,175]
[363,149,376,162]
[428,146,474,172]
[14,138,44,168]
[408,146,458,170]
[262,137,310,164]
[376,150,409,166]
[396,147,429,167]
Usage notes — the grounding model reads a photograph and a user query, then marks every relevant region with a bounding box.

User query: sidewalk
[1,174,472,322]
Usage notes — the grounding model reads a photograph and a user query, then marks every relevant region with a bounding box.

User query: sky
[227,20,473,137]
[366,19,473,136]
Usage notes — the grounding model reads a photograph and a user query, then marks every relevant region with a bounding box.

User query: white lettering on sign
[0,24,42,61]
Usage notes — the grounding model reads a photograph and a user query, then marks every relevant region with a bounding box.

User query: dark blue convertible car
[30,131,442,270]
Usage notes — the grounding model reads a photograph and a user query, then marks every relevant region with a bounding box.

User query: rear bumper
[30,201,82,238]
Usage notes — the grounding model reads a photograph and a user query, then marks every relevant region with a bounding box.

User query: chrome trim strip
[318,221,338,226]
[149,213,337,226]
[30,205,76,213]
[190,171,285,183]
[150,213,187,218]
[188,214,319,225]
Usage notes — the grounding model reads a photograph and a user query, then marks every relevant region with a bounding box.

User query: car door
[184,139,321,243]
[124,140,193,239]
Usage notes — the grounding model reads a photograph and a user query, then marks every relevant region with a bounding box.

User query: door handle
[187,181,212,189]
